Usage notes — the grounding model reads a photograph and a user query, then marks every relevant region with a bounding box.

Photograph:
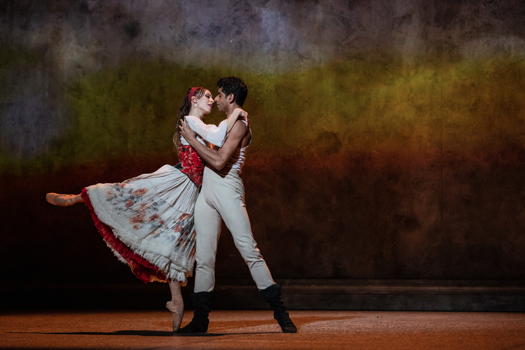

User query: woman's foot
[45,193,82,207]
[166,300,184,332]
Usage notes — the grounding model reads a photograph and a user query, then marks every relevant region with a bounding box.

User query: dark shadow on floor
[9,330,280,337]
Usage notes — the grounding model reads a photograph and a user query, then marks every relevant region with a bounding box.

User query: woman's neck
[188,107,203,119]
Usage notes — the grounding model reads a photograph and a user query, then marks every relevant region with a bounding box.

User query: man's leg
[217,193,297,333]
[194,194,222,293]
[178,193,221,334]
[218,197,275,289]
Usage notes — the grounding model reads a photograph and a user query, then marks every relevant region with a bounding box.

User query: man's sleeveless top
[223,120,250,173]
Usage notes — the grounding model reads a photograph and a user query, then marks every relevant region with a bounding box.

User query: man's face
[214,88,229,112]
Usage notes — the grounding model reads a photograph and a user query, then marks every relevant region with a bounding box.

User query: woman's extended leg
[46,193,83,206]
[166,281,184,332]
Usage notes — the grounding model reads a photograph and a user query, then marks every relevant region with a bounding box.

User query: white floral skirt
[81,164,199,284]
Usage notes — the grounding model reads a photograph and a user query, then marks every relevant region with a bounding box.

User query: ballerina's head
[179,87,214,119]
[174,87,214,146]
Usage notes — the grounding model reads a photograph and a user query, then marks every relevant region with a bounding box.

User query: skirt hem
[81,188,188,284]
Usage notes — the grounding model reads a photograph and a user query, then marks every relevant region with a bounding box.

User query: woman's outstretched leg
[166,281,184,332]
[46,193,83,207]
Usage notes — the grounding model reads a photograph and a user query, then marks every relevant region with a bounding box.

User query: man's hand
[180,120,248,171]
[179,118,196,142]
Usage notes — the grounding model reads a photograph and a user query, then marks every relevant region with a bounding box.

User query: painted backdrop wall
[1,0,524,288]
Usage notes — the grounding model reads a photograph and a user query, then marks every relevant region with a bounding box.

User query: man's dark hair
[217,77,248,107]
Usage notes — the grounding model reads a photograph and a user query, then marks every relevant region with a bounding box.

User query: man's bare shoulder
[229,120,249,138]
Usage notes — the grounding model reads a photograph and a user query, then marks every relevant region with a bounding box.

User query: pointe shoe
[46,193,81,207]
[166,300,184,332]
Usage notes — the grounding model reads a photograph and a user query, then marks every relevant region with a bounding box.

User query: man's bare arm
[180,119,248,171]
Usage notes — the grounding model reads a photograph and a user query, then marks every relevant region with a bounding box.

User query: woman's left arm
[184,115,227,146]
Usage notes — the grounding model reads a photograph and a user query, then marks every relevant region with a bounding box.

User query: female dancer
[46,87,242,331]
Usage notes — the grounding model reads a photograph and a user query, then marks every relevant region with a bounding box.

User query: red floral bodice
[177,145,204,186]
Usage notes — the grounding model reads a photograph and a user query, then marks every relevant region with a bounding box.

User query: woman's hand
[227,108,249,132]
[179,118,196,141]
[233,107,249,122]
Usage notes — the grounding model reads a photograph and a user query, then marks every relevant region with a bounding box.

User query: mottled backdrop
[1,0,524,291]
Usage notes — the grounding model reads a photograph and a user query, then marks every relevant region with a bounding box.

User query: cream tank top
[224,120,250,173]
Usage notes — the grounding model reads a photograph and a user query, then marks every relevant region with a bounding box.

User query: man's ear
[226,93,235,104]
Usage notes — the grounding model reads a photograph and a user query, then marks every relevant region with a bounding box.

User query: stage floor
[1,310,524,349]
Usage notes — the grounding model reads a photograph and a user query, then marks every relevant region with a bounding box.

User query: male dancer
[178,77,297,334]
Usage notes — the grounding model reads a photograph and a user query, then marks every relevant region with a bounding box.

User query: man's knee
[196,250,217,269]
[235,237,264,263]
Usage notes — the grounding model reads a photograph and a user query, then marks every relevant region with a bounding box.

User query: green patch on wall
[1,54,524,174]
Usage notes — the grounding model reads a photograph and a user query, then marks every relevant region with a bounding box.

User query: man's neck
[225,104,240,117]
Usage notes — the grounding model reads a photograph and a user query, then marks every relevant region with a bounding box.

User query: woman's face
[193,89,214,114]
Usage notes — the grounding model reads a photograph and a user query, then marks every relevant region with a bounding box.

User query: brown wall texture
[1,0,524,293]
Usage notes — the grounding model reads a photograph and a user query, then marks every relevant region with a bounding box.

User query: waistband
[203,165,242,181]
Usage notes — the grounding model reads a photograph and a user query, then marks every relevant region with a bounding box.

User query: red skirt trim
[80,188,167,283]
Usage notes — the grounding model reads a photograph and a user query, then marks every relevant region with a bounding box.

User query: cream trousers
[193,166,276,292]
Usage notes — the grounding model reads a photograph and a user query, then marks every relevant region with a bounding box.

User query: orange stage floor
[1,310,525,349]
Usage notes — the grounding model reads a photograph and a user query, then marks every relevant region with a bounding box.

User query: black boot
[177,291,212,334]
[259,284,297,333]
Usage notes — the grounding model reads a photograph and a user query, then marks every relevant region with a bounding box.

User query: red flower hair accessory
[187,86,204,102]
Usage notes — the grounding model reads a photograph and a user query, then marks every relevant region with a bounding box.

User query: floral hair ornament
[187,86,204,103]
